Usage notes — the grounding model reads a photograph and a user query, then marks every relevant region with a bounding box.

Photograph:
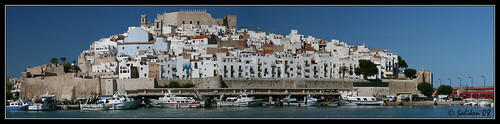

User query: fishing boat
[6,99,30,110]
[341,96,384,106]
[157,89,202,108]
[281,94,321,107]
[28,89,57,111]
[322,98,340,107]
[148,99,163,108]
[80,101,110,110]
[80,94,110,110]
[100,91,140,110]
[217,90,262,107]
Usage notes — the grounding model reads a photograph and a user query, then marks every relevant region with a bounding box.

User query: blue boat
[6,99,30,110]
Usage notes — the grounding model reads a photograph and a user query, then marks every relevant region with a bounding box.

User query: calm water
[6,105,494,119]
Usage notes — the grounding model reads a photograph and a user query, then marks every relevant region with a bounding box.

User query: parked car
[452,97,463,101]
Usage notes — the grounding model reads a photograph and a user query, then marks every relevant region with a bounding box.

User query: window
[190,21,192,24]
[183,21,185,24]
[197,21,200,25]
[137,47,139,49]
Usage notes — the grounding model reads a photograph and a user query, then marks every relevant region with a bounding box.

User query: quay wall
[20,73,101,100]
[20,73,155,100]
[388,79,419,96]
[222,78,360,89]
[20,72,419,100]
[157,75,224,88]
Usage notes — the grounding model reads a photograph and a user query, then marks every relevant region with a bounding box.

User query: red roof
[193,35,210,39]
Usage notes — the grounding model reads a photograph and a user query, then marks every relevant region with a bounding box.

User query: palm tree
[60,57,67,65]
[50,57,59,64]
[340,66,348,79]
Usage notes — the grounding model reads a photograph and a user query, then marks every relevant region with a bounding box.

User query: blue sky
[6,6,494,88]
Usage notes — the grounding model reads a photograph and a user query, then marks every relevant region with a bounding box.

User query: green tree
[417,82,435,97]
[168,81,181,88]
[437,85,453,95]
[398,56,408,68]
[354,59,379,79]
[339,66,348,79]
[50,57,59,64]
[63,62,72,72]
[181,83,195,88]
[404,68,417,79]
[71,60,80,72]
[60,57,67,65]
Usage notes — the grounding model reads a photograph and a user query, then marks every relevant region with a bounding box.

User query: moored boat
[100,91,140,110]
[28,89,57,111]
[281,94,321,107]
[158,89,202,108]
[6,99,30,110]
[80,102,110,110]
[341,96,384,106]
[217,90,262,107]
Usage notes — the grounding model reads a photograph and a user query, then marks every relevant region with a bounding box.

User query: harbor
[6,105,494,118]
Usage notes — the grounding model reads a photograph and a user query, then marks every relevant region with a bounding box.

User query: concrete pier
[384,101,463,106]
[126,88,344,98]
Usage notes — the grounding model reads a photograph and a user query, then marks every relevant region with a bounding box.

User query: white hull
[28,104,55,111]
[160,103,201,108]
[80,104,110,110]
[107,100,140,110]
[341,96,384,106]
[283,101,320,107]
[341,100,384,106]
[217,100,262,107]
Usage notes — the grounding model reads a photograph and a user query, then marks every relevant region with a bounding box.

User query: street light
[469,77,473,87]
[457,77,461,87]
[481,76,485,87]
[438,79,442,86]
[448,78,452,87]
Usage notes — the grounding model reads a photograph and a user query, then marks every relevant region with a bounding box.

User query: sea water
[6,105,494,119]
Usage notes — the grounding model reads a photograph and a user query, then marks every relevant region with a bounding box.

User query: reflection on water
[6,105,494,118]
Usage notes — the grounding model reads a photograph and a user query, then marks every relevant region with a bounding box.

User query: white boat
[281,94,321,107]
[217,90,262,107]
[80,102,110,110]
[6,99,30,110]
[99,91,140,110]
[158,89,202,108]
[80,95,110,110]
[341,96,384,106]
[28,89,57,111]
[148,99,163,108]
[464,102,478,106]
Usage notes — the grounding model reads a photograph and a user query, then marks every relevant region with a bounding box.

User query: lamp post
[469,77,473,88]
[457,77,461,87]
[481,76,485,87]
[448,78,452,87]
[438,79,442,86]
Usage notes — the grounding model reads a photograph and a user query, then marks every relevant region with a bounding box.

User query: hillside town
[15,10,483,106]
[75,10,400,81]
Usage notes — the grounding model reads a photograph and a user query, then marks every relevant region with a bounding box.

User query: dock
[57,105,80,110]
[384,101,464,106]
[126,88,344,98]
